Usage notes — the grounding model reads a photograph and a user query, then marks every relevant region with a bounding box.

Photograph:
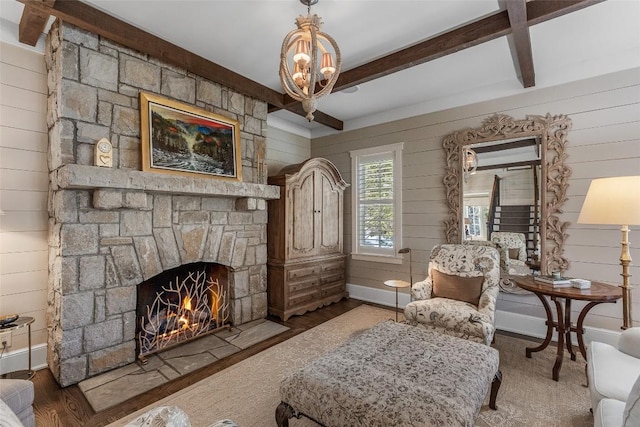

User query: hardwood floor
[31,298,365,427]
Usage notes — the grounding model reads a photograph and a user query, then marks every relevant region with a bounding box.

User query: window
[350,143,403,262]
[465,204,489,240]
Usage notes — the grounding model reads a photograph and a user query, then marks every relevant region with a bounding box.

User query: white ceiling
[1,0,639,138]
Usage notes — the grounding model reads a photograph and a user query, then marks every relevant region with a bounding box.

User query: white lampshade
[578,176,640,225]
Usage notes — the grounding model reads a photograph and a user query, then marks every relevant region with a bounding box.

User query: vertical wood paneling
[312,67,640,331]
[0,42,49,354]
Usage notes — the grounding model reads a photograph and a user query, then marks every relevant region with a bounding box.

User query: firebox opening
[136,262,230,361]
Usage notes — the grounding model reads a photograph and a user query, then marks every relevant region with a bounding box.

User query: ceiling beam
[336,0,602,91]
[505,0,535,88]
[18,0,55,46]
[285,103,344,131]
[271,0,603,113]
[17,0,344,130]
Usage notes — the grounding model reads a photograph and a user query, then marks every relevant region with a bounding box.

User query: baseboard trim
[346,283,621,346]
[0,343,47,376]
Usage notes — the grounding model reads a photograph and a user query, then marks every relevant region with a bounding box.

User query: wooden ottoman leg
[276,401,295,427]
[489,370,502,410]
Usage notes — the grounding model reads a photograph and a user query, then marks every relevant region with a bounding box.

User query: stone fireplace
[45,21,279,386]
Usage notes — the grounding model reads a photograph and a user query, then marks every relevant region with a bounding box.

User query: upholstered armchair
[490,232,530,276]
[588,327,640,426]
[404,244,501,345]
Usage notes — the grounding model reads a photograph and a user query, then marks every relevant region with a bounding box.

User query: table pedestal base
[526,293,612,381]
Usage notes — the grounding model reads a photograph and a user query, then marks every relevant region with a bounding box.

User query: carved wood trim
[443,113,572,274]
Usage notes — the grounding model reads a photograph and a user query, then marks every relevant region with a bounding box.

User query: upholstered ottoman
[276,320,501,427]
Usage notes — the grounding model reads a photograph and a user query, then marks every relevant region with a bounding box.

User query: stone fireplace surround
[45,21,279,386]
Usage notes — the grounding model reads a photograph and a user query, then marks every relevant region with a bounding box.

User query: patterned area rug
[110,305,592,427]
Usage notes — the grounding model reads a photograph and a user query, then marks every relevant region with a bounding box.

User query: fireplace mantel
[53,164,280,200]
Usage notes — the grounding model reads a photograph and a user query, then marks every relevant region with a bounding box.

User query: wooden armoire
[267,158,349,321]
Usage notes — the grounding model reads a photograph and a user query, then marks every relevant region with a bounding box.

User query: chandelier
[279,0,341,122]
[463,147,478,181]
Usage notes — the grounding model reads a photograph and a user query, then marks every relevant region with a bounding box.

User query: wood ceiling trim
[19,1,56,46]
[506,0,535,88]
[17,0,344,130]
[272,0,604,113]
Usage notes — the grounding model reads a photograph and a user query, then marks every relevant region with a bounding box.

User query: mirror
[462,138,542,278]
[443,114,572,276]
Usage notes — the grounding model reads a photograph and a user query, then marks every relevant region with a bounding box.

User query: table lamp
[578,175,640,329]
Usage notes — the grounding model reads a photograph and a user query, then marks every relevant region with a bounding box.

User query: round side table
[383,280,411,322]
[0,316,35,380]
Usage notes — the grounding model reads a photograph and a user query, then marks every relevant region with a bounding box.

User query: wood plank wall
[311,68,640,331]
[0,42,49,351]
[266,126,311,176]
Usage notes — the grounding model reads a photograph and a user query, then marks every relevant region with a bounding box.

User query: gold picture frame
[140,92,242,181]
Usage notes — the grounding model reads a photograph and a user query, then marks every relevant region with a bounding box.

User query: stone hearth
[78,318,289,412]
[45,21,279,386]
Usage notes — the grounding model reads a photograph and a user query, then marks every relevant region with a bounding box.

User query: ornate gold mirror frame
[443,114,572,275]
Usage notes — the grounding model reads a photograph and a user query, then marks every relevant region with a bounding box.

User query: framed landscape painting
[140,92,242,181]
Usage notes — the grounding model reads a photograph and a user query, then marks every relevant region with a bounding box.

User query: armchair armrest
[411,278,433,301]
[618,327,640,359]
[477,282,499,323]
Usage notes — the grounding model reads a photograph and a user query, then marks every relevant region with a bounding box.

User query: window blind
[357,153,394,250]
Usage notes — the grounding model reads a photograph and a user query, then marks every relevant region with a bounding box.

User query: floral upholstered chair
[404,244,500,345]
[490,231,530,276]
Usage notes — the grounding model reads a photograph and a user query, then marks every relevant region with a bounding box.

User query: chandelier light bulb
[292,63,304,86]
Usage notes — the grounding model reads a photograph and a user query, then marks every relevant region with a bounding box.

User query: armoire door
[286,169,316,259]
[315,169,343,255]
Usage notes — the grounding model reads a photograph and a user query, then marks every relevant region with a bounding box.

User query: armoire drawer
[287,290,321,308]
[287,265,321,281]
[321,281,346,297]
[288,278,319,295]
[321,259,345,273]
[320,271,345,285]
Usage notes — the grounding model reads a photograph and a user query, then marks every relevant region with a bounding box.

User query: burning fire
[178,297,193,330]
[138,271,230,358]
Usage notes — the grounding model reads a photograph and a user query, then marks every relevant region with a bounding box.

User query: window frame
[349,142,403,264]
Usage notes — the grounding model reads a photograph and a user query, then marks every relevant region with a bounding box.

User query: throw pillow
[623,374,640,427]
[431,269,483,306]
[508,248,520,260]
